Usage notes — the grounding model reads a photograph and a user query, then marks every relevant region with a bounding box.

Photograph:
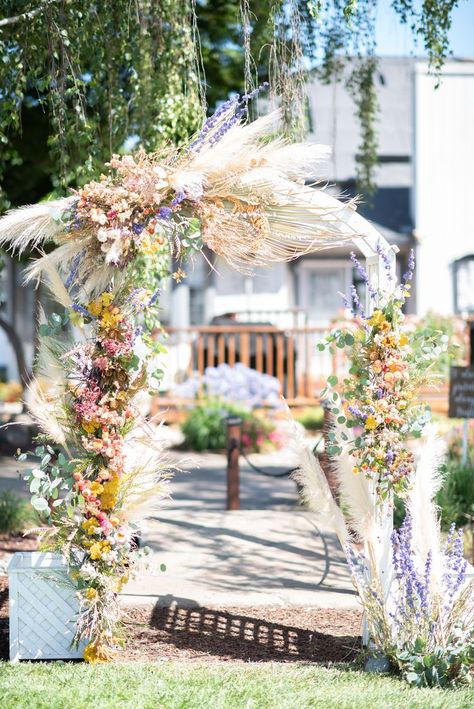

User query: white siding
[415,62,474,315]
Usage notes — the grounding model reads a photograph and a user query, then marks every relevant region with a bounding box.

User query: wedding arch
[0,94,397,662]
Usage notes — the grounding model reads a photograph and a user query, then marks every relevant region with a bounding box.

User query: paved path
[122,448,357,609]
[0,445,357,609]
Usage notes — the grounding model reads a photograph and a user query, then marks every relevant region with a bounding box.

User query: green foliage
[19,445,77,519]
[0,1,203,209]
[347,57,379,197]
[0,489,34,534]
[408,312,465,380]
[294,406,325,431]
[395,633,474,688]
[0,2,460,210]
[181,399,250,452]
[436,462,474,530]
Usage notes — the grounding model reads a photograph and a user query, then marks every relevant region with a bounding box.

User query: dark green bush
[0,490,34,534]
[437,462,474,530]
[394,461,474,532]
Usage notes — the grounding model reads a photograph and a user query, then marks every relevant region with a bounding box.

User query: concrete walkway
[122,449,357,609]
[0,447,357,609]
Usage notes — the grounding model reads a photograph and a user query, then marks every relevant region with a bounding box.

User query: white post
[334,206,399,644]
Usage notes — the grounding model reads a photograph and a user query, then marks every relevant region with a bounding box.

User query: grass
[0,662,473,709]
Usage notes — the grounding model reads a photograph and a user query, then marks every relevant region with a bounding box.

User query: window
[298,261,352,325]
[453,255,474,314]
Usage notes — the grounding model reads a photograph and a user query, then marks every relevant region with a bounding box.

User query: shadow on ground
[123,597,362,663]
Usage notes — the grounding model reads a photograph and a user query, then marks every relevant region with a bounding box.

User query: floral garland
[320,247,447,498]
[23,288,172,662]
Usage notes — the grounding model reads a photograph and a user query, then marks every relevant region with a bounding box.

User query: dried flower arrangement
[294,247,473,687]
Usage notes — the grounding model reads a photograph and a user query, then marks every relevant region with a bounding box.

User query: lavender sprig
[402,248,415,284]
[65,250,85,289]
[189,82,269,153]
[375,240,394,281]
[350,251,378,300]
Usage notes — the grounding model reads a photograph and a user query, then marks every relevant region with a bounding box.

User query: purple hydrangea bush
[174,363,282,410]
[347,517,473,687]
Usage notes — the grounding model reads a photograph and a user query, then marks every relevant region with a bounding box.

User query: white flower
[97,228,109,243]
[104,239,124,264]
[80,562,99,581]
[101,550,119,564]
[153,165,167,179]
[113,526,133,545]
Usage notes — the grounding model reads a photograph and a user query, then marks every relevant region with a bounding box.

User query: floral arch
[0,94,399,661]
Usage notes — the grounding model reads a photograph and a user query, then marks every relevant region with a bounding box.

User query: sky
[376,0,474,58]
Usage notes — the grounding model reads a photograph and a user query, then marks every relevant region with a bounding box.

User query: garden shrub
[437,462,474,530]
[181,398,283,453]
[0,490,34,534]
[294,406,325,431]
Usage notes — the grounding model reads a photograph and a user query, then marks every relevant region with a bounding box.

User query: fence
[153,318,471,413]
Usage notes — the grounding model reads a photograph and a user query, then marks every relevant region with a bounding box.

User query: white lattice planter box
[9,552,86,662]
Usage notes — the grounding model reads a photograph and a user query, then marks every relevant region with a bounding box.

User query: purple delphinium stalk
[148,289,160,307]
[350,251,378,300]
[72,302,93,319]
[443,527,468,602]
[338,290,353,313]
[171,190,187,207]
[65,250,85,289]
[348,404,368,422]
[375,240,394,281]
[189,83,269,153]
[350,285,366,319]
[402,248,415,284]
[158,207,173,220]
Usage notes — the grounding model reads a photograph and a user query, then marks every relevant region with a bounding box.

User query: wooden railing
[154,320,469,411]
[156,324,340,405]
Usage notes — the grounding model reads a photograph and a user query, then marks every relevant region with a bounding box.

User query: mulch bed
[0,535,362,664]
[121,605,362,664]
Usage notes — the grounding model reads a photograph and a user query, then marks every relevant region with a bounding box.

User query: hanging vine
[0,1,462,206]
[0,1,203,209]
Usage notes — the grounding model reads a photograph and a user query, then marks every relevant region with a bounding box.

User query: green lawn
[0,662,473,709]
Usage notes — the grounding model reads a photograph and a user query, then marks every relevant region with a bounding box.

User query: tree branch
[0,0,58,28]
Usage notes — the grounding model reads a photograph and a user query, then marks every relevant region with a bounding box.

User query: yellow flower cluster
[82,517,100,535]
[368,310,391,332]
[88,292,114,316]
[99,474,121,510]
[88,292,123,328]
[90,481,104,496]
[82,420,99,434]
[85,587,98,601]
[89,540,111,560]
[83,641,117,664]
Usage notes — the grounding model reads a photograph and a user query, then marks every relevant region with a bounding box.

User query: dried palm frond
[330,442,378,545]
[26,379,68,448]
[0,106,359,287]
[407,426,446,584]
[289,418,350,547]
[120,424,176,521]
[0,197,74,254]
